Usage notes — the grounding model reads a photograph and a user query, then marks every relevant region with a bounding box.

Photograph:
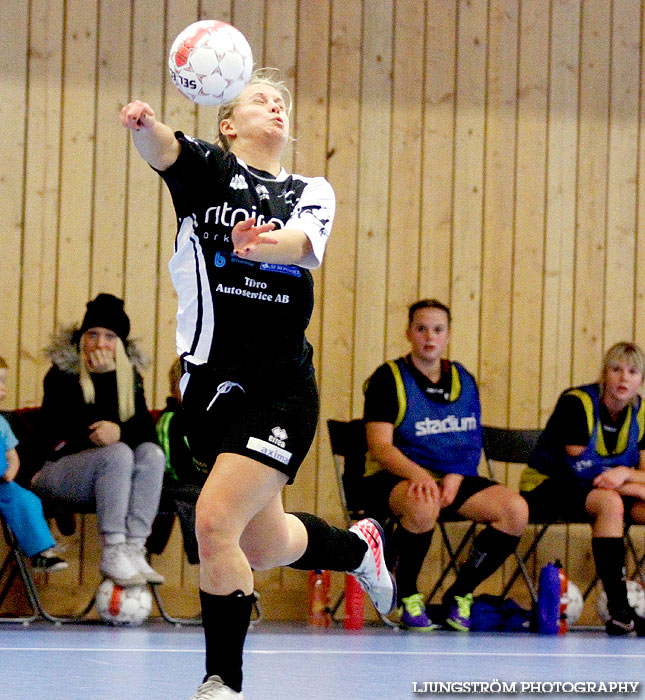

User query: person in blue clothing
[0,356,67,572]
[520,341,645,635]
[363,299,528,632]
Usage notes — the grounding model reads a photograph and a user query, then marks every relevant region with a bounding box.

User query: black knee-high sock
[200,589,254,692]
[592,536,629,617]
[443,526,520,602]
[391,525,434,603]
[288,512,367,571]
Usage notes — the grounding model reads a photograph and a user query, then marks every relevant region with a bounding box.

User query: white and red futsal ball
[561,580,584,625]
[96,579,152,626]
[168,20,253,106]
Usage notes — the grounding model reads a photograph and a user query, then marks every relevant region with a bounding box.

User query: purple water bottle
[537,561,562,634]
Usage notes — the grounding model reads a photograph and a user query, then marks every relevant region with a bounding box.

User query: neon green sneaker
[399,593,440,631]
[446,593,473,632]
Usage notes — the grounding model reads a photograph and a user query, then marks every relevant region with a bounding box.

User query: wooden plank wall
[2,0,645,625]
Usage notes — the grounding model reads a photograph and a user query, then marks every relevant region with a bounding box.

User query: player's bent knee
[392,488,439,525]
[399,502,438,532]
[507,494,529,531]
[243,530,291,571]
[408,510,438,533]
[244,550,280,571]
[590,489,625,519]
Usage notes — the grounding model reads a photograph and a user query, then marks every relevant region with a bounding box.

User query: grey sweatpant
[32,442,165,544]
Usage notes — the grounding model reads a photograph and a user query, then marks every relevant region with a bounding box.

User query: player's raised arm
[119,100,180,171]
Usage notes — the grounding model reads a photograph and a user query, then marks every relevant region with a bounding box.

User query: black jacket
[40,327,157,462]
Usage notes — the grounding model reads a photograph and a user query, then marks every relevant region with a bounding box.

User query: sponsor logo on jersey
[278,189,296,205]
[229,174,248,190]
[214,251,227,267]
[259,263,302,277]
[297,204,331,237]
[231,255,255,266]
[204,201,284,231]
[247,436,292,465]
[415,414,478,437]
[269,426,288,448]
[572,459,594,472]
[425,385,450,401]
[255,184,270,201]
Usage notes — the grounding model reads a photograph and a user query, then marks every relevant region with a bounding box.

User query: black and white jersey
[158,133,335,382]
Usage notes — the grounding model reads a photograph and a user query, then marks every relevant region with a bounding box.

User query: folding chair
[0,513,96,624]
[481,426,543,604]
[0,502,259,627]
[482,425,645,604]
[326,418,398,626]
[0,515,40,623]
[328,419,371,530]
[327,418,484,620]
[148,572,203,627]
[0,407,255,627]
[424,518,479,602]
[145,484,203,627]
[424,434,515,603]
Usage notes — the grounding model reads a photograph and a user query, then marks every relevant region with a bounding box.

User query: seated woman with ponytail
[520,341,645,636]
[363,299,528,633]
[31,293,166,587]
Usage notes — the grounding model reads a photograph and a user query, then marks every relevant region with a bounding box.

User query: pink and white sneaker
[349,518,397,614]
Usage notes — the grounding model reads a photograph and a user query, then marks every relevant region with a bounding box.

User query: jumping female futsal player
[120,69,395,699]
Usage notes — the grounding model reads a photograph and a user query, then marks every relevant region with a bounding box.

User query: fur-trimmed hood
[44,325,148,375]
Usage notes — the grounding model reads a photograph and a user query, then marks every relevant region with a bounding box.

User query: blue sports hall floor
[1,620,643,700]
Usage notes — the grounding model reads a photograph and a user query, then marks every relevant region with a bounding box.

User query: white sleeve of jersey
[284,176,335,269]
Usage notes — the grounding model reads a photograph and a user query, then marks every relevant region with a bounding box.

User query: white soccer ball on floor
[168,19,253,105]
[596,579,645,622]
[561,581,584,625]
[96,579,152,626]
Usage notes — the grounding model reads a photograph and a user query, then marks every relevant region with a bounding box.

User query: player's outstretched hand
[232,217,278,257]
[120,100,156,131]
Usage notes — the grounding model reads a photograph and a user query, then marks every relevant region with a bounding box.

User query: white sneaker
[125,542,165,584]
[190,675,244,699]
[100,543,146,587]
[349,518,397,614]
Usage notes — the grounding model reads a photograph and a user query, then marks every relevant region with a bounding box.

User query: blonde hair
[216,67,293,151]
[79,337,135,422]
[600,341,645,403]
[0,356,7,370]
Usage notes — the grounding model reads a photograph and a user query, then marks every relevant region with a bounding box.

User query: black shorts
[180,363,319,484]
[361,471,498,524]
[521,477,638,524]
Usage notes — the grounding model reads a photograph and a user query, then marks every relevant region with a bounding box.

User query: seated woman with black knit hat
[31,293,166,587]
